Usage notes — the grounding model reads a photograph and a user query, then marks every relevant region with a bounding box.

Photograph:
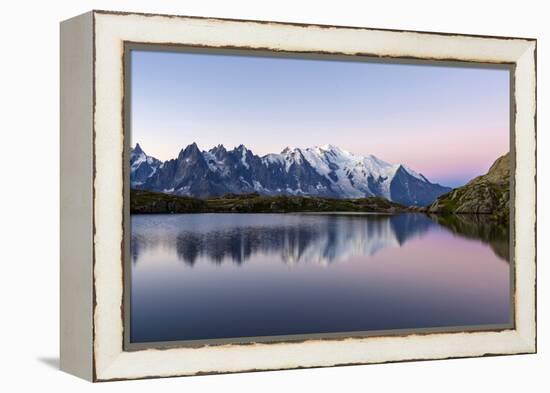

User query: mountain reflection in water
[130,213,509,267]
[130,212,511,343]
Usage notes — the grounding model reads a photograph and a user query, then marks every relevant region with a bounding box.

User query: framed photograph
[60,10,537,381]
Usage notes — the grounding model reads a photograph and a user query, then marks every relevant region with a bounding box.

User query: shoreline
[129,189,507,222]
[130,211,402,216]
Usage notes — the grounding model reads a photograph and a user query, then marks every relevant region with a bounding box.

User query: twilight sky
[131,50,510,187]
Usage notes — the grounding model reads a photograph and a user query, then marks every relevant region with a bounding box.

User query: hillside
[130,190,207,214]
[131,189,410,214]
[428,153,510,221]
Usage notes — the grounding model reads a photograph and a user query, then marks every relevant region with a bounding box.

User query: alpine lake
[129,212,511,343]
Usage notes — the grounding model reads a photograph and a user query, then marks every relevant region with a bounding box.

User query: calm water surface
[130,213,510,343]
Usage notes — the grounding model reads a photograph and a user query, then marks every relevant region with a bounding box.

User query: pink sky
[132,50,511,187]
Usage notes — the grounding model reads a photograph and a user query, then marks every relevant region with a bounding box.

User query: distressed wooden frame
[60,10,537,382]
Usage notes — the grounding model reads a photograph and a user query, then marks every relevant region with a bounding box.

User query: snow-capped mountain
[130,143,162,187]
[130,143,451,206]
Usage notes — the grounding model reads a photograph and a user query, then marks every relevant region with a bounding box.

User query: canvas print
[127,48,512,345]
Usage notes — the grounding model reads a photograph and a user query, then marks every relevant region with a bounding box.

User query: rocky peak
[476,152,510,185]
[130,142,161,187]
[133,143,144,155]
[178,142,201,160]
[234,144,248,152]
[281,146,291,155]
[428,152,510,221]
[210,144,227,153]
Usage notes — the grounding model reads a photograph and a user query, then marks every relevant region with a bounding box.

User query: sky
[131,49,510,187]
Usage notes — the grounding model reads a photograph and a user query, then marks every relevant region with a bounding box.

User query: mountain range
[130,143,451,206]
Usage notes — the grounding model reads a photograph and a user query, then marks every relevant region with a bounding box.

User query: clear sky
[131,49,510,187]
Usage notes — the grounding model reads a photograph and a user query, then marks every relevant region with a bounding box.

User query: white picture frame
[60,10,536,382]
